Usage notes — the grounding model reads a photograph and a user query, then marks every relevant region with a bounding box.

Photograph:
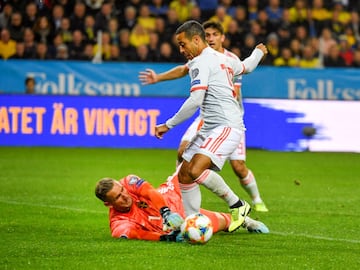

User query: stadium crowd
[0,0,360,67]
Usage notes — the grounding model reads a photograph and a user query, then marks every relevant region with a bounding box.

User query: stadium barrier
[1,95,359,152]
[1,60,360,100]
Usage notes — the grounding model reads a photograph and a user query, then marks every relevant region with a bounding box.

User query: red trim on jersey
[208,127,231,153]
[190,86,207,92]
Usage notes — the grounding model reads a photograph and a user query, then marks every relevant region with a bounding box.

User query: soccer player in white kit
[155,20,265,232]
[140,21,268,213]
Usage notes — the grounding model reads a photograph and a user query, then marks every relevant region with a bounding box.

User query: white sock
[240,170,262,204]
[195,169,239,207]
[180,182,201,216]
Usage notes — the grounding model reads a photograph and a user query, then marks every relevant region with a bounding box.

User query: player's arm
[138,65,189,85]
[137,181,184,230]
[155,90,205,139]
[242,43,268,74]
[111,220,164,241]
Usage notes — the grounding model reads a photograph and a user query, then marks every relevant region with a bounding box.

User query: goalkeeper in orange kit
[95,166,269,242]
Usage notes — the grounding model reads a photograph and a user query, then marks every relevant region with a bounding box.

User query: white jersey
[187,47,245,135]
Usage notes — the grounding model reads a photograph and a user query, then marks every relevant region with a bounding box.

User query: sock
[240,170,262,204]
[199,209,220,233]
[195,169,239,207]
[180,182,201,216]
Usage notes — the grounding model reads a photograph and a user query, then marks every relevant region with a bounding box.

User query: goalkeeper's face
[105,181,133,212]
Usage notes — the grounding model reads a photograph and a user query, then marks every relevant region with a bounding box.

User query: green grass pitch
[0,147,359,269]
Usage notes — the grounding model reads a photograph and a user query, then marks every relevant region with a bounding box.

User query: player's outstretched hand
[256,43,268,55]
[155,124,169,139]
[159,230,185,242]
[138,68,157,85]
[160,207,184,231]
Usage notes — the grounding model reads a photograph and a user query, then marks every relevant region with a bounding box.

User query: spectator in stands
[274,47,298,67]
[83,15,96,44]
[323,43,346,67]
[23,2,38,29]
[118,28,137,61]
[9,41,25,59]
[48,33,63,59]
[318,27,337,57]
[310,0,332,36]
[68,30,85,60]
[94,31,112,60]
[135,44,152,62]
[129,23,150,48]
[94,1,113,33]
[8,11,24,42]
[25,77,36,94]
[57,0,75,17]
[0,28,16,59]
[70,1,86,31]
[51,4,64,32]
[294,24,311,48]
[163,8,180,42]
[209,5,232,33]
[247,0,259,21]
[149,0,169,19]
[257,9,272,36]
[263,32,280,65]
[352,48,360,67]
[0,3,13,30]
[233,6,249,36]
[265,0,283,33]
[189,5,202,22]
[288,0,309,28]
[344,26,357,49]
[241,33,256,58]
[118,5,137,31]
[350,11,360,44]
[277,24,292,48]
[248,20,266,44]
[226,19,243,49]
[196,0,217,21]
[137,4,156,32]
[57,17,72,44]
[148,31,160,61]
[55,43,69,60]
[289,38,302,60]
[169,0,195,23]
[85,0,103,17]
[338,35,354,66]
[158,41,176,62]
[82,43,95,61]
[35,42,51,60]
[108,17,119,45]
[219,0,236,17]
[298,45,320,68]
[23,27,37,59]
[108,44,125,61]
[154,17,167,43]
[33,16,53,44]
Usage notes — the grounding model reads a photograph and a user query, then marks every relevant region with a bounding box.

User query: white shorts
[182,126,244,171]
[180,115,202,142]
[229,134,246,161]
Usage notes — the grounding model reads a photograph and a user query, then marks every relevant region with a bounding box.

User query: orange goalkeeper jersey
[109,171,185,241]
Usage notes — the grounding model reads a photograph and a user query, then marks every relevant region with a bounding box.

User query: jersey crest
[137,201,148,209]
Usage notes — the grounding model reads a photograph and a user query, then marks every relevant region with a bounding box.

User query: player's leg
[199,209,269,234]
[229,136,268,212]
[182,127,251,232]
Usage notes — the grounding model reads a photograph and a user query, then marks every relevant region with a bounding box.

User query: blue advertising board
[1,60,360,100]
[1,95,359,152]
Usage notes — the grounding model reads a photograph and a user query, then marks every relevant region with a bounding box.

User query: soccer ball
[180,213,213,244]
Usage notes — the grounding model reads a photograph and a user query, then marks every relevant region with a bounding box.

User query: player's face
[205,27,224,52]
[105,181,133,212]
[176,32,201,60]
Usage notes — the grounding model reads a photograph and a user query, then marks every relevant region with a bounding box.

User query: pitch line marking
[1,198,360,244]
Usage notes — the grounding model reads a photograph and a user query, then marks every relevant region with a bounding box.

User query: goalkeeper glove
[159,230,184,242]
[160,206,184,231]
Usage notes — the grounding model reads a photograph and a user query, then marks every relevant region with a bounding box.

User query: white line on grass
[269,231,360,244]
[2,198,359,244]
[0,198,104,214]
